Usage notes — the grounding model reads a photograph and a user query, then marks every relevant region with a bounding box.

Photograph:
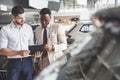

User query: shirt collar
[10,21,25,29]
[41,22,51,29]
[10,22,16,28]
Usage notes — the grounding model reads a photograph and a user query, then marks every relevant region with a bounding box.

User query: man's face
[40,14,51,27]
[13,13,25,25]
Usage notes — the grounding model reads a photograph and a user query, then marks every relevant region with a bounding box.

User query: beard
[15,20,25,25]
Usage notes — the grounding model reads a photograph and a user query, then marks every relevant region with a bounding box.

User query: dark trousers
[7,57,33,80]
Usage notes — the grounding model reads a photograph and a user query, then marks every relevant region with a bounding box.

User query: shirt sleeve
[53,25,67,52]
[0,28,8,48]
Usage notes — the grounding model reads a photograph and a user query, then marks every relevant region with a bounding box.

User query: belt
[8,56,31,61]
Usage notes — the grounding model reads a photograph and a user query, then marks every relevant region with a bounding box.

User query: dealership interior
[0,0,120,80]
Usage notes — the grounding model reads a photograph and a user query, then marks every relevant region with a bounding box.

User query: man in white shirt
[0,6,34,80]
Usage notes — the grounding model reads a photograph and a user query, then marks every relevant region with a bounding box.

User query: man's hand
[18,50,30,56]
[44,44,53,52]
[34,51,43,58]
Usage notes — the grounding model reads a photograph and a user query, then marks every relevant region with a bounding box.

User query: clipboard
[29,45,45,55]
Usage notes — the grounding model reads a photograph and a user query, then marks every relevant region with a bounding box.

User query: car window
[79,24,96,33]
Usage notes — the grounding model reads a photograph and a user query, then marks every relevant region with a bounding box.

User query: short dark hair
[11,6,24,16]
[40,8,51,15]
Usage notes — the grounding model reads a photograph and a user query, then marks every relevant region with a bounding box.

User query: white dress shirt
[0,22,34,58]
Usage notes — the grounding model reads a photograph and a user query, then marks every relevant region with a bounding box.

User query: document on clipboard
[29,45,45,55]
